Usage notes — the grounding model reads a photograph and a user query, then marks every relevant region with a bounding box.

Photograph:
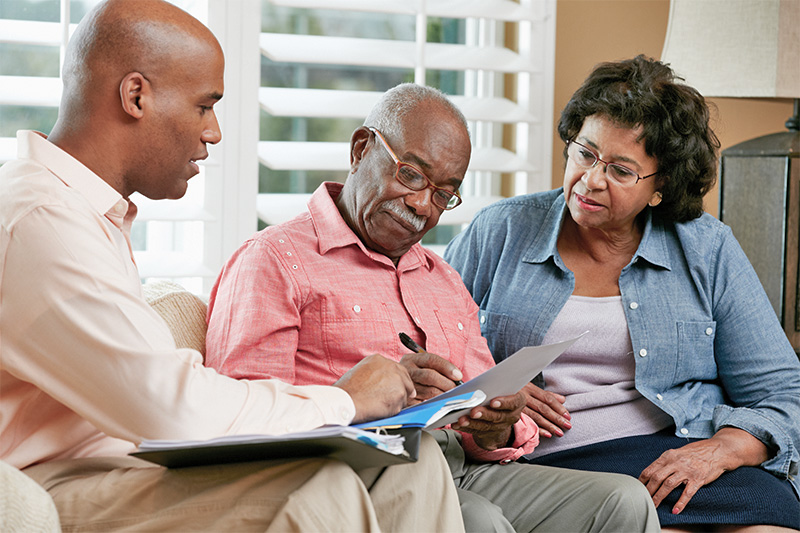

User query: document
[131,425,415,469]
[362,334,585,430]
[353,390,486,430]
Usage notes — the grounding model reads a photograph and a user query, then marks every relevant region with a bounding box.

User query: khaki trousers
[24,431,464,532]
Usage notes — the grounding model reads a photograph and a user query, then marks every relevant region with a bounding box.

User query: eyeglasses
[368,127,462,210]
[567,140,658,187]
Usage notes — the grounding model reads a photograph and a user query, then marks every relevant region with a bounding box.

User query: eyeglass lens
[568,141,640,185]
[397,164,459,209]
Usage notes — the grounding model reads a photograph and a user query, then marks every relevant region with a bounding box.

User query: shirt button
[705,327,713,335]
[286,251,292,256]
[499,459,512,465]
[629,302,639,310]
[656,393,663,401]
[278,239,285,243]
[291,265,298,269]
[639,348,648,357]
[680,428,689,435]
[353,305,361,313]
[480,315,486,324]
[457,322,464,331]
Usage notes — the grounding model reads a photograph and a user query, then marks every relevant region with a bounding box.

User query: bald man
[0,1,464,531]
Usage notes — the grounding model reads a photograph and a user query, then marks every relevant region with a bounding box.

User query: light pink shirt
[0,131,355,469]
[205,182,539,462]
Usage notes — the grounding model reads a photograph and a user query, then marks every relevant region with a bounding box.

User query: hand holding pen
[398,332,463,387]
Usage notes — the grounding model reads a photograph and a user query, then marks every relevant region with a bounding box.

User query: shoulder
[465,189,563,247]
[671,212,734,257]
[0,159,82,230]
[476,189,560,221]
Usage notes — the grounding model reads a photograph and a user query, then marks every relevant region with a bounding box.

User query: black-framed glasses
[567,140,658,187]
[368,127,462,210]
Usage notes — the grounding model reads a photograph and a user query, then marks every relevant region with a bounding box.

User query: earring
[649,191,663,207]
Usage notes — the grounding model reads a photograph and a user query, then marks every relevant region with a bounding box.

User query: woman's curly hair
[558,55,720,222]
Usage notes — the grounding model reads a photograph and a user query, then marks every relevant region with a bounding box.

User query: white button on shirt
[639,348,648,357]
[629,302,639,310]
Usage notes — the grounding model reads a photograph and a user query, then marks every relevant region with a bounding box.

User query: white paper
[425,333,586,428]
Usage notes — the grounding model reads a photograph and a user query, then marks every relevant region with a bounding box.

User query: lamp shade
[661,0,800,98]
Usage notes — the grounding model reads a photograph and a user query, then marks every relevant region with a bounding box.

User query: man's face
[134,39,224,200]
[341,104,471,262]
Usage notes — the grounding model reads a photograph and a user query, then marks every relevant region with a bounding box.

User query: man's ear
[349,127,371,172]
[119,72,148,119]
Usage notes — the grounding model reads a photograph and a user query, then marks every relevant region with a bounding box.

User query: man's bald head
[58,0,221,128]
[49,0,225,199]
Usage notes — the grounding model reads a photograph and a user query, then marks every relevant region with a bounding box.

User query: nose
[202,111,222,145]
[404,187,436,218]
[581,161,609,190]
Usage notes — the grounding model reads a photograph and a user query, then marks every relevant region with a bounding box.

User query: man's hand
[333,354,416,424]
[638,427,770,515]
[521,382,571,438]
[451,391,526,451]
[399,351,463,404]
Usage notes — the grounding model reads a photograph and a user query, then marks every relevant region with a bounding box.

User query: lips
[574,192,604,211]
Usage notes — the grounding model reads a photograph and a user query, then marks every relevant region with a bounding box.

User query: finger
[671,482,700,515]
[410,352,463,382]
[522,407,560,437]
[649,472,684,509]
[523,400,571,434]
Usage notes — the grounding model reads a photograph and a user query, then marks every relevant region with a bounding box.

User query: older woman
[445,55,800,530]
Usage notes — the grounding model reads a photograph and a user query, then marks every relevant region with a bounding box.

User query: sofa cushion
[142,280,208,358]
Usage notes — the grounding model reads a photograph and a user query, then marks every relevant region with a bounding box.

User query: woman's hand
[638,427,770,514]
[521,382,571,438]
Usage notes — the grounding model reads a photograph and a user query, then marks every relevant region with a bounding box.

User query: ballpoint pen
[398,332,463,386]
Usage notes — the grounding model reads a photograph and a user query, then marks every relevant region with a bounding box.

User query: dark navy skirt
[522,429,799,528]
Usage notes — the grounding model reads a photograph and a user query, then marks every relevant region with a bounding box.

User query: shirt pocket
[675,320,718,382]
[478,309,511,363]
[321,296,394,376]
[431,308,468,370]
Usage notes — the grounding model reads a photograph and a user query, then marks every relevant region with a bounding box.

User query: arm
[1,206,356,444]
[448,282,539,461]
[636,224,800,513]
[205,235,303,382]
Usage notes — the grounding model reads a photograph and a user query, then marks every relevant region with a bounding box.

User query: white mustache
[382,199,426,232]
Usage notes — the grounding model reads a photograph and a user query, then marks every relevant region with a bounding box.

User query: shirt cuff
[301,385,357,425]
[460,414,539,463]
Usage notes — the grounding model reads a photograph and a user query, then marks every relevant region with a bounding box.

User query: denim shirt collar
[521,189,672,272]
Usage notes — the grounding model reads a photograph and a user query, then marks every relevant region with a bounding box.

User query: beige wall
[552,0,795,217]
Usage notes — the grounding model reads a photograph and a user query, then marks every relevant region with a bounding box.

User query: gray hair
[364,83,469,142]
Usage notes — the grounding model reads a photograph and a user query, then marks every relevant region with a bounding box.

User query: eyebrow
[206,92,223,101]
[578,137,642,169]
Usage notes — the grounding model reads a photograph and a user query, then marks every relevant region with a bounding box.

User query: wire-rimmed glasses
[567,139,658,187]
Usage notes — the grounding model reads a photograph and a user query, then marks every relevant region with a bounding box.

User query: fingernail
[491,400,501,408]
[473,411,482,419]
[453,368,463,381]
[554,428,564,437]
[562,420,572,429]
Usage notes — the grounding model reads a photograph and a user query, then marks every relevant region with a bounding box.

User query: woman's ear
[119,72,148,119]
[649,191,663,207]
[349,127,372,173]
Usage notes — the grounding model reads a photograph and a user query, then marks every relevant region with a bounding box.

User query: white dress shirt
[0,131,355,469]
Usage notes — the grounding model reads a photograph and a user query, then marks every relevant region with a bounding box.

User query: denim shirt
[445,188,800,491]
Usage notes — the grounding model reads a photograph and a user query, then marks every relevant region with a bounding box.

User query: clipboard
[131,425,420,470]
